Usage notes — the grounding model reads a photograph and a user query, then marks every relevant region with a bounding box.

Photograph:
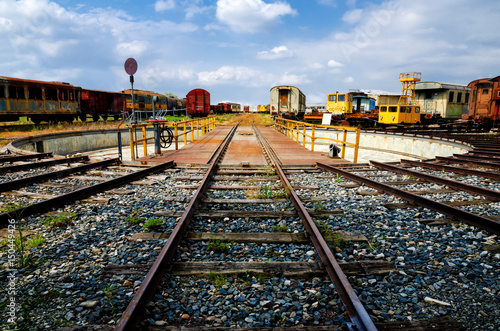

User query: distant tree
[165,92,178,98]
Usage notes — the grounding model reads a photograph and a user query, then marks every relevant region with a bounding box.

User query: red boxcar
[468,76,500,128]
[186,89,210,117]
[80,89,126,121]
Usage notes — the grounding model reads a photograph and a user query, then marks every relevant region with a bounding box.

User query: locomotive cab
[378,104,421,124]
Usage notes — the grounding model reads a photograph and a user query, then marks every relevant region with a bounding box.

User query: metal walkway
[138,125,351,166]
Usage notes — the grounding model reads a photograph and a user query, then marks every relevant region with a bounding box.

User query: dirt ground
[217,113,274,126]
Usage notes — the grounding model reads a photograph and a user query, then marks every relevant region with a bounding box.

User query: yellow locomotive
[378,72,421,125]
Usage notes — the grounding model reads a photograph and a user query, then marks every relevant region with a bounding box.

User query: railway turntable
[138,125,351,167]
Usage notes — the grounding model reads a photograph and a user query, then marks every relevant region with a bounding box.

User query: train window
[424,92,432,99]
[45,88,57,100]
[28,87,42,100]
[448,91,454,103]
[415,107,420,113]
[380,106,387,112]
[457,92,462,103]
[482,89,489,95]
[399,106,405,113]
[407,107,413,113]
[389,106,397,112]
[138,95,145,103]
[328,94,336,102]
[0,85,5,98]
[9,86,25,99]
[69,91,74,101]
[59,90,67,101]
[465,92,470,102]
[338,94,345,102]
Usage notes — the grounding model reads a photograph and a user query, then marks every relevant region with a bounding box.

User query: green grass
[206,239,230,254]
[42,212,76,227]
[142,218,164,230]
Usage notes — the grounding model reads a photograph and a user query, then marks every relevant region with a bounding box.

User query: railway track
[0,128,498,330]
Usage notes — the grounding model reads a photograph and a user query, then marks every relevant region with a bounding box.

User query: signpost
[119,58,138,161]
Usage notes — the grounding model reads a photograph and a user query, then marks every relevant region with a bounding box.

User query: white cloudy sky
[0,0,498,105]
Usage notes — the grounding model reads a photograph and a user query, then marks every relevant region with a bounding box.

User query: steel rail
[435,156,500,170]
[115,125,238,331]
[254,125,376,331]
[317,162,500,236]
[370,160,500,201]
[452,154,500,163]
[0,158,119,193]
[468,151,500,157]
[0,160,174,227]
[0,152,53,163]
[0,155,90,175]
[401,159,500,181]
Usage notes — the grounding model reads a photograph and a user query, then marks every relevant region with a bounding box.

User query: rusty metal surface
[0,152,53,163]
[254,125,376,331]
[370,160,500,201]
[317,162,500,236]
[452,154,500,163]
[0,155,90,175]
[435,156,500,169]
[220,126,267,166]
[258,126,351,166]
[115,126,238,331]
[138,126,232,165]
[0,158,118,193]
[401,159,500,181]
[0,160,173,227]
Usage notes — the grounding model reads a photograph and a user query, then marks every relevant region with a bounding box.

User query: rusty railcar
[186,89,210,117]
[270,85,306,119]
[414,82,470,120]
[80,89,126,122]
[0,76,80,124]
[467,76,500,128]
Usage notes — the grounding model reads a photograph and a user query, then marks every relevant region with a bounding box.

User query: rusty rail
[452,154,500,163]
[370,161,500,201]
[401,159,500,181]
[317,162,500,236]
[115,125,238,330]
[0,152,53,163]
[0,158,119,193]
[435,156,500,170]
[0,159,173,227]
[255,124,376,331]
[0,155,90,175]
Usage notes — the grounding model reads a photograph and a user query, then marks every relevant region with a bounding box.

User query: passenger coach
[0,76,80,124]
[270,85,306,119]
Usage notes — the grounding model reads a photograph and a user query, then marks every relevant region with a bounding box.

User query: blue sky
[1,0,499,105]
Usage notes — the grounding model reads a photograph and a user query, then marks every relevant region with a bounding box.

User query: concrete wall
[8,128,151,155]
[288,129,471,159]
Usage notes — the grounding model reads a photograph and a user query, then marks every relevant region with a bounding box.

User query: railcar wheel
[160,126,173,148]
[93,114,100,122]
[79,114,87,122]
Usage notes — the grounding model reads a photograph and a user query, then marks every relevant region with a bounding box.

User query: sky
[0,0,499,105]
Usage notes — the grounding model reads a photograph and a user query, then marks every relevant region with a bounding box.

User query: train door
[279,89,289,114]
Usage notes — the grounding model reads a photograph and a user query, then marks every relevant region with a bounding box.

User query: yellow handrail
[273,117,360,163]
[128,116,216,161]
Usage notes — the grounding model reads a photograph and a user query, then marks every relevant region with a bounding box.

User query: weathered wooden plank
[384,199,495,210]
[2,190,112,204]
[152,209,344,218]
[174,184,319,190]
[102,260,396,278]
[130,231,367,243]
[161,196,331,203]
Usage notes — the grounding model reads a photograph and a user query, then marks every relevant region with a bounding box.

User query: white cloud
[197,66,260,85]
[327,59,344,67]
[154,0,175,12]
[257,45,293,60]
[216,0,297,33]
[342,9,363,24]
[344,76,354,84]
[275,72,310,86]
[116,41,149,57]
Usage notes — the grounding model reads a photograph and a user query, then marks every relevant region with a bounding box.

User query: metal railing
[128,116,216,161]
[274,117,360,163]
